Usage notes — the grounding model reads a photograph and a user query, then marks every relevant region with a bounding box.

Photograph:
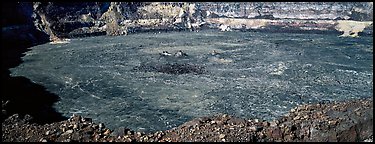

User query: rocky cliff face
[2,2,373,42]
[200,2,373,37]
[200,2,373,21]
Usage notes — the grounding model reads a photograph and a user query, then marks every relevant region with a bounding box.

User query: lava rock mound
[133,63,206,75]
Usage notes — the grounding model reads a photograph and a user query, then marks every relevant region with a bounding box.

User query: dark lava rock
[2,99,372,142]
[133,62,206,75]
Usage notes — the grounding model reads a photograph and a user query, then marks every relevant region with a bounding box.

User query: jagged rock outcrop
[100,2,128,36]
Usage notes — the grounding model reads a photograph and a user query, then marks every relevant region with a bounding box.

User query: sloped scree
[2,99,372,142]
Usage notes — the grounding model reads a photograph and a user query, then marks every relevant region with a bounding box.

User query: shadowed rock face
[1,2,62,124]
[133,63,206,75]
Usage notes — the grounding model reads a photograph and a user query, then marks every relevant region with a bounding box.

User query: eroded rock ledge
[2,98,372,142]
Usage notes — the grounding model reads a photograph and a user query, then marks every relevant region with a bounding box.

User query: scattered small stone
[356,111,361,115]
[250,126,262,132]
[291,108,296,113]
[259,132,266,139]
[137,132,143,137]
[94,134,100,140]
[23,114,33,122]
[262,121,269,127]
[126,138,132,142]
[103,129,111,135]
[293,116,300,120]
[328,120,337,125]
[239,123,245,128]
[143,136,149,141]
[364,135,373,142]
[270,121,278,127]
[127,130,133,135]
[99,123,105,129]
[40,138,47,142]
[63,130,73,135]
[73,124,78,129]
[81,117,92,123]
[219,134,225,139]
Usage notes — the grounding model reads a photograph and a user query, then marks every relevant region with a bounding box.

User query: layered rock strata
[3,2,372,43]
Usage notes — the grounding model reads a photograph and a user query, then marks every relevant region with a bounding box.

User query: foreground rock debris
[2,98,372,142]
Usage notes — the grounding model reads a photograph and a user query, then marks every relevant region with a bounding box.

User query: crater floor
[10,30,373,132]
